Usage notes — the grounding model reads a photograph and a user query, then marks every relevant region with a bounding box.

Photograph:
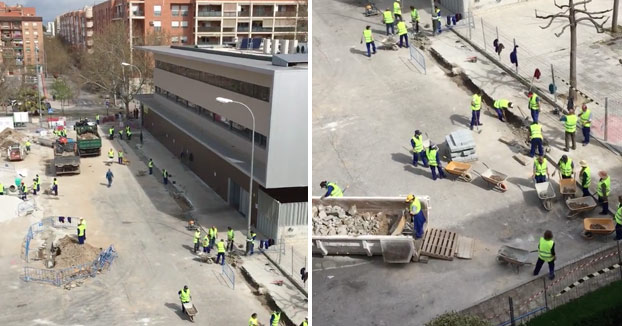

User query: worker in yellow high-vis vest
[559,108,577,151]
[409,6,420,33]
[410,130,428,167]
[469,90,483,130]
[597,170,611,215]
[383,8,395,35]
[533,230,556,280]
[216,239,226,265]
[532,156,549,184]
[320,181,344,198]
[396,20,408,48]
[360,25,376,57]
[529,92,541,123]
[393,0,402,21]
[528,122,544,157]
[580,104,592,146]
[614,196,622,241]
[579,160,591,197]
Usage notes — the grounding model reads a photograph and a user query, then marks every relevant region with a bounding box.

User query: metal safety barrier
[409,45,426,74]
[222,262,235,290]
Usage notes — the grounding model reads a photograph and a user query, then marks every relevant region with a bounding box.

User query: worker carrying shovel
[406,194,426,239]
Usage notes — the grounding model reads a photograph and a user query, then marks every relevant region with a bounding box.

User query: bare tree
[43,36,74,77]
[613,0,619,33]
[78,22,148,117]
[536,0,611,99]
[0,60,19,114]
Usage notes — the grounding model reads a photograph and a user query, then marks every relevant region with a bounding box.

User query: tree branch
[575,15,611,32]
[554,23,572,37]
[573,0,593,7]
[553,0,570,9]
[575,8,613,18]
[535,10,570,29]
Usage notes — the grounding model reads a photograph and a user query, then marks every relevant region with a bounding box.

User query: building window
[32,22,37,26]
[180,5,189,16]
[181,21,188,28]
[25,31,29,35]
[154,5,161,16]
[155,60,271,102]
[180,36,188,43]
[24,22,29,26]
[153,21,161,32]
[171,21,179,28]
[171,5,179,16]
[34,31,38,36]
[171,36,179,43]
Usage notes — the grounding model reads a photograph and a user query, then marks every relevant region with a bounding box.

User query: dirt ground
[51,235,102,269]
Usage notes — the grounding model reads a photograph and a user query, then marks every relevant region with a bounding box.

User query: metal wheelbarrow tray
[497,245,533,273]
[445,161,473,182]
[566,196,597,219]
[478,168,508,192]
[582,217,615,239]
[559,178,576,199]
[535,181,555,211]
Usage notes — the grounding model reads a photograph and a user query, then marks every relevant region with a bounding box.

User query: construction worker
[434,7,442,34]
[410,130,428,167]
[396,20,408,48]
[249,313,260,326]
[126,127,132,140]
[470,90,483,130]
[33,174,40,192]
[426,143,445,180]
[528,92,540,123]
[193,229,201,253]
[493,99,512,122]
[52,178,58,196]
[79,218,87,238]
[95,114,100,125]
[579,160,591,197]
[361,25,376,57]
[559,108,577,151]
[216,239,226,265]
[20,182,27,200]
[579,104,591,146]
[202,234,210,253]
[393,0,401,21]
[106,168,114,187]
[533,230,555,280]
[118,129,124,140]
[209,225,218,249]
[383,8,395,35]
[406,194,426,239]
[77,221,86,245]
[163,169,169,185]
[557,155,574,179]
[148,158,154,175]
[118,150,124,165]
[227,226,235,252]
[597,170,610,215]
[320,181,344,198]
[300,317,308,326]
[528,122,544,157]
[614,196,622,241]
[178,285,191,314]
[270,310,282,326]
[31,180,37,195]
[532,156,549,183]
[25,139,31,152]
[0,182,3,195]
[109,126,114,140]
[108,148,114,161]
[410,6,420,33]
[247,230,257,255]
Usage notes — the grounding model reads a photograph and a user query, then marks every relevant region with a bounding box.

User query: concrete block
[447,134,476,152]
[513,154,530,166]
[450,129,475,146]
[452,155,478,162]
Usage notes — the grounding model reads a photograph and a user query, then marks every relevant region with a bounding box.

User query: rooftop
[135,45,308,74]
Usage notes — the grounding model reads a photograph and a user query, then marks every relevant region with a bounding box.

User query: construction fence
[261,238,308,290]
[22,217,54,262]
[450,13,622,148]
[462,242,622,325]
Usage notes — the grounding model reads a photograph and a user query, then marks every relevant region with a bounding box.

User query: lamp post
[121,62,142,142]
[216,97,255,256]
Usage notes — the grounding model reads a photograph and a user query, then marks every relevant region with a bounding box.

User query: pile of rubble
[52,235,102,269]
[0,128,26,150]
[312,205,387,236]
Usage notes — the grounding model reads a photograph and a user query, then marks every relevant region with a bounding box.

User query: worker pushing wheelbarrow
[497,245,536,273]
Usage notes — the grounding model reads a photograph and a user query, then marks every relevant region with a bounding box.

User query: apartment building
[0,2,44,75]
[45,21,55,36]
[136,46,308,240]
[58,6,94,52]
[87,0,306,47]
[194,0,307,45]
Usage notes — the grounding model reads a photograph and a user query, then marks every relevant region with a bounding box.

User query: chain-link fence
[261,238,308,290]
[462,242,622,325]
[451,13,622,147]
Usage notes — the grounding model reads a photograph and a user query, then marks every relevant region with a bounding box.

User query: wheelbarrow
[497,245,536,273]
[581,217,615,240]
[535,180,556,211]
[473,165,508,192]
[183,301,198,322]
[445,161,473,182]
[559,177,576,200]
[380,36,399,51]
[565,196,597,219]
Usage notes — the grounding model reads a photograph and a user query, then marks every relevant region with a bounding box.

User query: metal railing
[251,27,272,32]
[222,262,235,290]
[275,12,297,17]
[197,11,221,17]
[409,43,426,74]
[252,11,273,17]
[197,26,220,32]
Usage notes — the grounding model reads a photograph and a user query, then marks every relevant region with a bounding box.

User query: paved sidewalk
[431,31,622,200]
[119,126,308,324]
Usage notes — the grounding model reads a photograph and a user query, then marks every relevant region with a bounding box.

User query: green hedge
[527,280,622,326]
[426,312,490,326]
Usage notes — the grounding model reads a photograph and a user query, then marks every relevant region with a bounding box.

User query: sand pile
[0,128,27,150]
[53,235,101,269]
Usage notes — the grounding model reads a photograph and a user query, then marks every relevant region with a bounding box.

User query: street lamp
[121,62,143,142]
[216,97,255,256]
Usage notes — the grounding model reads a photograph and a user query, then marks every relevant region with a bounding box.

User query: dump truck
[311,196,430,263]
[7,144,26,161]
[53,139,80,175]
[74,120,101,157]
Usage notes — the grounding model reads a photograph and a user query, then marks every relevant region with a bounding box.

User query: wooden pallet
[421,228,458,260]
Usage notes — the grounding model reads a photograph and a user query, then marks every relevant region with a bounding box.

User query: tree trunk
[569,1,577,100]
[125,101,130,119]
[614,0,619,33]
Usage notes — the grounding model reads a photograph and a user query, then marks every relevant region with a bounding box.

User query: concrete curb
[240,266,297,326]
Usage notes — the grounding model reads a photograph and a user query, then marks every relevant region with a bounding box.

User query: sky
[21,0,99,23]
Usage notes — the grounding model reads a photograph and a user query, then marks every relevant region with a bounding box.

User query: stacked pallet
[446,129,477,162]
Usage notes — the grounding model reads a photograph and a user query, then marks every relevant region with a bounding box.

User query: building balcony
[223,12,236,17]
[0,24,10,29]
[131,10,145,17]
[274,27,296,32]
[197,11,221,17]
[251,27,272,32]
[85,8,93,18]
[238,11,250,17]
[86,21,93,28]
[197,26,220,32]
[237,27,249,32]
[275,12,297,17]
[252,11,273,17]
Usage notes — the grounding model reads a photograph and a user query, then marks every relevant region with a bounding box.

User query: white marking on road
[137,317,150,325]
[32,320,59,326]
[313,261,371,272]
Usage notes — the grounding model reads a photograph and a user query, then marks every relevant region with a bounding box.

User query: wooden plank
[455,236,475,259]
